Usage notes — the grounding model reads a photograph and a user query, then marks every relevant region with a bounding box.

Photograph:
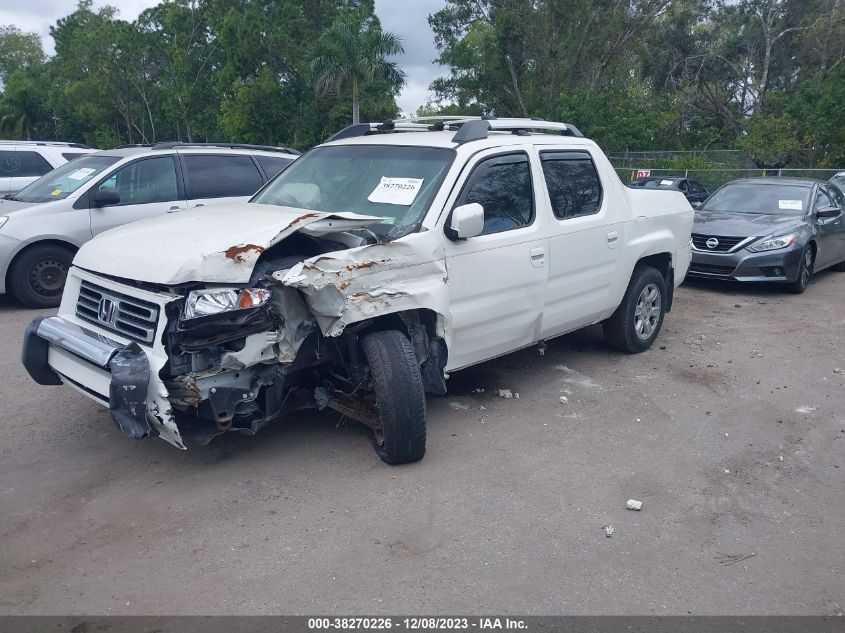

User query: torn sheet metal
[277,231,451,340]
[72,203,385,285]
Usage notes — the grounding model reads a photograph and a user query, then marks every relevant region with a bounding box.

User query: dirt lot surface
[1,273,843,615]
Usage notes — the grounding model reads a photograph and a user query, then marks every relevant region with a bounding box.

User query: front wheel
[9,244,74,308]
[604,265,667,353]
[786,246,814,294]
[361,330,427,465]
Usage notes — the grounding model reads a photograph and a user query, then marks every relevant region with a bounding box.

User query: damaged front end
[23,212,451,451]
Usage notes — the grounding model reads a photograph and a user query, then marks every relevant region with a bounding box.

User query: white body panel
[28,125,694,450]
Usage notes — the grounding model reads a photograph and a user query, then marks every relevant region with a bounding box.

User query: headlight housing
[0,216,8,231]
[182,288,271,321]
[748,233,797,252]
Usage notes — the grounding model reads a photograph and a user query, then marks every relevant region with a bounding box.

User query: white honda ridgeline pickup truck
[23,117,693,464]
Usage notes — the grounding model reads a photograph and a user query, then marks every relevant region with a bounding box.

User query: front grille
[689,262,736,276]
[75,281,160,345]
[691,233,747,252]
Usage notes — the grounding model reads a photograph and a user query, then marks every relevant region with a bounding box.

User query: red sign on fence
[635,169,651,178]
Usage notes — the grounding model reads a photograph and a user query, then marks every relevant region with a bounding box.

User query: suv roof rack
[0,140,92,149]
[325,116,584,144]
[151,142,301,155]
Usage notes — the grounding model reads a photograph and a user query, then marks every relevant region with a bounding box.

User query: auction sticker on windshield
[68,167,97,181]
[367,177,424,206]
[779,199,803,211]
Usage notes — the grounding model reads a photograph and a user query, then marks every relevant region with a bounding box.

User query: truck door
[444,148,548,371]
[537,149,626,338]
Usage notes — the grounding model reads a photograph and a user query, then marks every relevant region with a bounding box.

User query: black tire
[604,265,667,354]
[786,245,814,294]
[361,330,426,465]
[8,244,74,308]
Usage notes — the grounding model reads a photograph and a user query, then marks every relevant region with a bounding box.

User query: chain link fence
[614,168,843,194]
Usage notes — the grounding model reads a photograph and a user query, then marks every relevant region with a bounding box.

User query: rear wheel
[786,246,814,294]
[361,330,426,465]
[604,265,667,353]
[9,244,74,308]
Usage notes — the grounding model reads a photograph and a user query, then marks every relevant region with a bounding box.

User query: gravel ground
[0,272,843,615]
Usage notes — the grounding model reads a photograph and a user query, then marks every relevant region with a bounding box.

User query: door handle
[606,231,619,243]
[169,206,181,210]
[529,246,545,268]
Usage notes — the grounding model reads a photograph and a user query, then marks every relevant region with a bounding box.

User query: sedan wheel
[787,246,814,294]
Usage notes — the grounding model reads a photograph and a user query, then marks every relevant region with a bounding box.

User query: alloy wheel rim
[801,250,812,287]
[634,283,661,340]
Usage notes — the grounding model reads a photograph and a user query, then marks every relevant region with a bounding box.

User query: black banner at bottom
[0,616,842,633]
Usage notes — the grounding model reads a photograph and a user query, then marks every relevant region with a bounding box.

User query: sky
[0,0,448,116]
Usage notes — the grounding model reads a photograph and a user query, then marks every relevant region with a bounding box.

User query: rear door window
[256,156,293,179]
[454,153,534,235]
[183,154,264,199]
[0,150,53,177]
[540,151,602,220]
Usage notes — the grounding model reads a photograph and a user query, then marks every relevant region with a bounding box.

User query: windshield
[251,145,455,238]
[11,155,120,203]
[702,182,811,215]
[629,179,678,189]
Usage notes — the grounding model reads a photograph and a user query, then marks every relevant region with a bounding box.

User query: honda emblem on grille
[706,237,719,249]
[98,297,118,325]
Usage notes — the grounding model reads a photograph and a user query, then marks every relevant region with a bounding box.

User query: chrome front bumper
[31,316,122,369]
[23,315,157,440]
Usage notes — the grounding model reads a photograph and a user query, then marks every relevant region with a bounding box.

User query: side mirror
[447,203,484,240]
[92,188,120,207]
[816,206,841,219]
[691,202,703,210]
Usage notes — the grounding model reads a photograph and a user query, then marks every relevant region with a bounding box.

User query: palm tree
[310,5,405,124]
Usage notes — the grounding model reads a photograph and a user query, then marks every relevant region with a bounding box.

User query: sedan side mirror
[816,206,841,219]
[92,188,120,207]
[691,202,703,210]
[447,203,484,240]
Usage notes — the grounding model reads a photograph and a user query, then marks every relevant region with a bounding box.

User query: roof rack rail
[151,142,301,155]
[325,116,584,144]
[0,140,92,149]
[114,144,153,149]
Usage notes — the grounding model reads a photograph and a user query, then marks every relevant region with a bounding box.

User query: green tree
[0,26,44,84]
[310,2,405,124]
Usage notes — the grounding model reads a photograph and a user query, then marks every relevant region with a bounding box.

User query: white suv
[0,141,95,195]
[22,117,693,464]
[0,142,299,307]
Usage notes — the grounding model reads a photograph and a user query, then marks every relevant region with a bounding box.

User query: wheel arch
[635,251,674,312]
[6,239,79,291]
[348,307,449,395]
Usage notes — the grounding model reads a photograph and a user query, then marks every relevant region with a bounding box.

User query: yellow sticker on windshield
[50,189,62,196]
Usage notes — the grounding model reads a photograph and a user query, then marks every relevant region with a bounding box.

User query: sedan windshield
[251,145,455,238]
[12,155,120,203]
[703,182,811,215]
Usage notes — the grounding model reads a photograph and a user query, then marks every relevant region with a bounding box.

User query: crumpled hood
[73,202,382,285]
[693,209,804,236]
